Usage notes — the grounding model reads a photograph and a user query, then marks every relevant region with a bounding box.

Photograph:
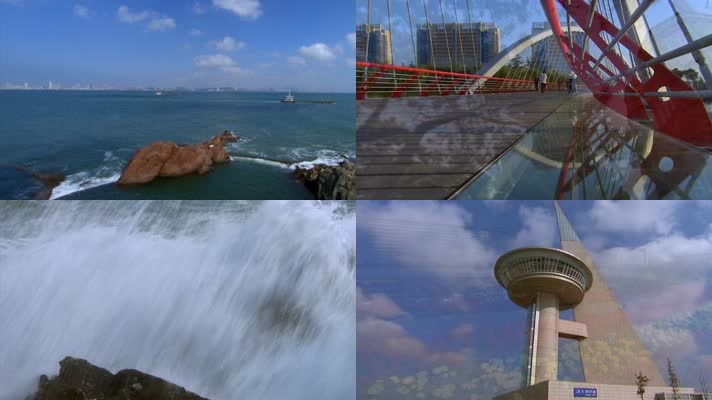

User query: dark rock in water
[293,160,355,200]
[32,357,208,400]
[118,131,240,185]
[0,166,65,200]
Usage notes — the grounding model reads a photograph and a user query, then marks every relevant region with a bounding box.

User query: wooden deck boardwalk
[356,92,575,199]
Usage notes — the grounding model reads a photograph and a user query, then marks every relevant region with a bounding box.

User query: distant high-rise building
[531,22,584,74]
[48,81,54,90]
[24,82,29,89]
[356,24,393,65]
[416,22,499,70]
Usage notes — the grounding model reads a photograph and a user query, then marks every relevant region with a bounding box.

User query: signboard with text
[574,388,598,397]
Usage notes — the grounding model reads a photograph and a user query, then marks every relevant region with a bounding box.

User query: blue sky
[0,0,355,91]
[357,201,712,399]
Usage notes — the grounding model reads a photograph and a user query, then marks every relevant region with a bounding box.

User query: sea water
[0,91,354,199]
[0,200,356,400]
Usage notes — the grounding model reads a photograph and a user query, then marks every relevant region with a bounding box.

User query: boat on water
[155,91,163,96]
[281,90,295,103]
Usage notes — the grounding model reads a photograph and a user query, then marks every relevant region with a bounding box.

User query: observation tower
[493,202,707,400]
[495,247,592,385]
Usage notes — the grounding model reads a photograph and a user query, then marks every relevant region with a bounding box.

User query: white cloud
[588,201,679,235]
[117,5,150,23]
[194,54,249,75]
[451,323,474,338]
[193,1,206,14]
[357,317,467,366]
[639,324,699,364]
[213,0,262,19]
[215,36,245,52]
[596,230,712,283]
[194,54,236,68]
[74,4,89,19]
[629,281,706,325]
[287,56,306,65]
[117,5,175,32]
[357,287,405,319]
[190,28,203,37]
[347,32,356,47]
[221,66,249,75]
[148,16,176,31]
[509,206,557,249]
[358,201,497,287]
[297,43,338,62]
[638,299,712,370]
[593,227,712,327]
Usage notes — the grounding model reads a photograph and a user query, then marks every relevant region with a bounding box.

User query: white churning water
[0,200,355,400]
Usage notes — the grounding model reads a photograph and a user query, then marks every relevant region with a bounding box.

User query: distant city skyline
[1,0,355,92]
[0,80,339,92]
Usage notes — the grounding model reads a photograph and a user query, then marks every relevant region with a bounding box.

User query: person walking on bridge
[539,70,548,94]
[567,72,579,94]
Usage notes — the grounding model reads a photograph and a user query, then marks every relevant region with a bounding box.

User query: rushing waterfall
[0,201,356,400]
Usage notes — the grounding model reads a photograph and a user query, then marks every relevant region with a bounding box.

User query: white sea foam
[288,149,349,170]
[50,151,123,199]
[230,156,290,169]
[231,148,351,171]
[50,172,121,199]
[0,201,355,400]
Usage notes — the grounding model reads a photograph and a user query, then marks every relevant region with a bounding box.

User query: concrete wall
[495,381,549,400]
[496,381,695,400]
[548,381,695,400]
[558,319,588,339]
[535,292,560,384]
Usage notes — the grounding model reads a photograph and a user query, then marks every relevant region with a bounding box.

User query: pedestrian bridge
[356,91,712,200]
[357,0,712,149]
[357,0,712,199]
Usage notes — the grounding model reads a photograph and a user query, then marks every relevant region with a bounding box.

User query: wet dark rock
[118,131,240,185]
[31,357,208,400]
[0,165,65,200]
[293,160,356,200]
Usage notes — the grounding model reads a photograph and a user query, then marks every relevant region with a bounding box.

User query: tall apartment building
[531,22,584,74]
[416,22,500,69]
[355,24,393,65]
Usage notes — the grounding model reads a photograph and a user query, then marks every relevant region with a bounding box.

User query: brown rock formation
[117,141,178,184]
[293,160,356,200]
[32,357,208,400]
[118,131,240,185]
[159,145,211,177]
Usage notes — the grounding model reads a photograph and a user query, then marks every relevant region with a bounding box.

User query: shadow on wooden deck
[356,92,576,199]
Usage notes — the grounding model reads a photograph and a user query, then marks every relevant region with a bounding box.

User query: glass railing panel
[454,96,712,199]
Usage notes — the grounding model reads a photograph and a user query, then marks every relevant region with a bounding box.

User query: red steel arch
[540,0,712,146]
